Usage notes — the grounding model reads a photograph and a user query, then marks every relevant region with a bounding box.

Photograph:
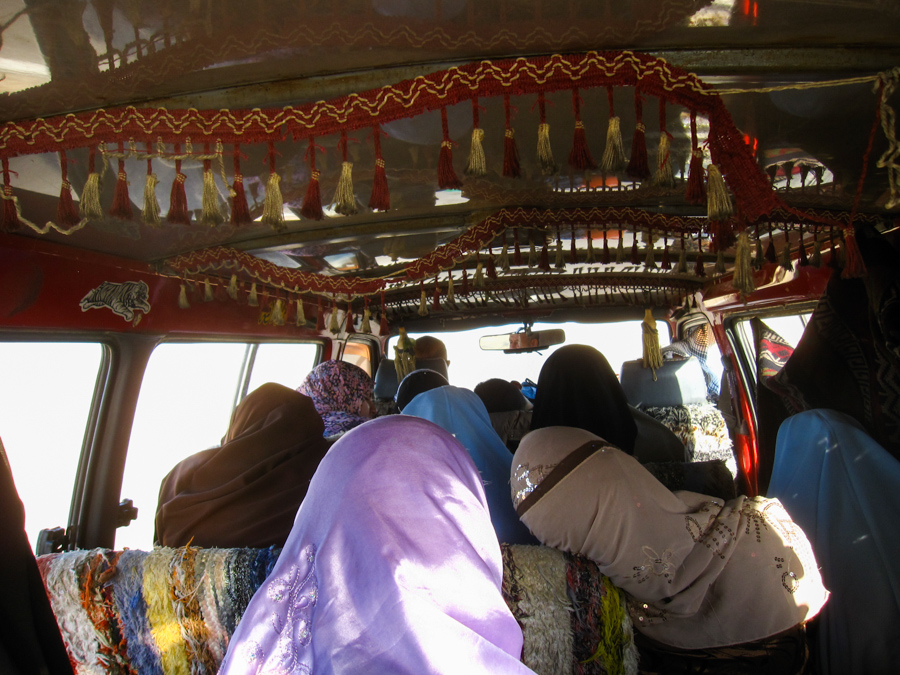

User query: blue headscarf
[403,386,538,545]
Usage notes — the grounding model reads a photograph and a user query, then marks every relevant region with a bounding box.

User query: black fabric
[530,344,638,453]
[474,378,531,413]
[0,440,75,675]
[395,369,449,411]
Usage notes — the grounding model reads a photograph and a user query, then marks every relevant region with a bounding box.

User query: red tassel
[539,238,551,271]
[432,281,441,310]
[602,229,611,264]
[316,298,325,331]
[626,89,650,181]
[661,235,672,270]
[345,303,356,334]
[231,144,251,225]
[841,226,867,278]
[798,224,809,266]
[570,225,578,264]
[1,158,20,233]
[765,224,778,263]
[486,251,497,279]
[631,235,640,265]
[461,266,469,295]
[502,94,521,178]
[513,228,522,265]
[167,144,191,224]
[438,107,462,189]
[57,150,80,227]
[110,141,133,219]
[301,137,324,220]
[695,235,707,277]
[568,88,596,171]
[369,126,390,211]
[380,290,389,335]
[685,111,706,205]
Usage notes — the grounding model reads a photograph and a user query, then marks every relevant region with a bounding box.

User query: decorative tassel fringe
[332,161,357,216]
[706,164,733,223]
[316,299,325,331]
[754,232,765,270]
[1,181,20,233]
[537,93,557,175]
[555,238,565,269]
[810,238,822,268]
[765,230,778,263]
[661,236,672,270]
[438,107,462,189]
[461,266,470,295]
[586,230,596,264]
[302,138,324,220]
[631,236,640,265]
[473,261,485,289]
[503,95,521,178]
[394,328,416,381]
[329,302,341,334]
[466,128,487,177]
[203,279,214,301]
[602,230,611,264]
[732,230,756,297]
[615,230,625,264]
[201,157,224,227]
[626,90,650,181]
[261,143,286,230]
[570,229,578,264]
[110,146,133,220]
[685,112,706,205]
[655,99,675,188]
[514,230,523,266]
[178,284,190,309]
[676,244,688,274]
[695,236,706,277]
[841,226,867,278]
[248,283,259,307]
[167,145,190,225]
[641,308,663,380]
[272,299,286,326]
[798,228,810,267]
[344,303,355,333]
[779,239,794,272]
[601,87,626,174]
[432,280,441,311]
[447,272,456,305]
[380,309,389,336]
[528,237,537,268]
[80,173,104,222]
[369,126,390,211]
[715,249,726,274]
[568,88,596,171]
[539,240,551,272]
[295,299,307,327]
[486,252,498,279]
[142,172,161,227]
[57,151,80,227]
[418,282,429,316]
[231,145,251,225]
[644,232,657,270]
[498,233,510,272]
[360,306,372,334]
[227,275,239,300]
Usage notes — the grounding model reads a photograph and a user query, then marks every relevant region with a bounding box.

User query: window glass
[387,320,668,390]
[0,342,103,550]
[246,342,320,393]
[118,343,247,550]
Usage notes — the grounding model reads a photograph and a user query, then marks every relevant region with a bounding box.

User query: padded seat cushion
[620,357,708,408]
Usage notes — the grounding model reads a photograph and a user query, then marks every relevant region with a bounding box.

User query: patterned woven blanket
[37,545,638,675]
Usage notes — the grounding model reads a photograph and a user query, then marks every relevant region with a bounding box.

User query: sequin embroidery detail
[632,546,676,584]
[512,462,557,508]
[246,544,318,675]
[685,501,735,559]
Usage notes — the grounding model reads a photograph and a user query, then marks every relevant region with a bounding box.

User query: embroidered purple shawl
[219,415,533,675]
[297,360,374,437]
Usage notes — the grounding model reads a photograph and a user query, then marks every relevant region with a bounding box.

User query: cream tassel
[334,162,357,215]
[654,133,675,188]
[272,299,285,326]
[641,308,662,380]
[201,168,224,226]
[328,305,341,334]
[586,233,596,264]
[780,240,794,272]
[178,283,190,309]
[447,273,456,305]
[394,328,416,381]
[555,239,565,269]
[473,262,485,290]
[528,238,537,268]
[360,306,372,334]
[262,172,285,231]
[141,173,161,227]
[732,230,756,297]
[227,274,239,301]
[537,123,557,175]
[248,283,259,307]
[80,172,103,221]
[706,164,733,222]
[600,117,626,175]
[465,128,487,177]
[810,238,822,268]
[203,278,214,302]
[418,286,429,316]
[295,299,307,326]
[615,232,625,264]
[498,243,510,273]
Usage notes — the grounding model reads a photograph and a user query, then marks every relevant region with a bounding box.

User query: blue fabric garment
[403,386,538,545]
[769,409,900,675]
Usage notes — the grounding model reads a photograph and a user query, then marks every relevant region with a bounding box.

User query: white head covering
[511,426,828,649]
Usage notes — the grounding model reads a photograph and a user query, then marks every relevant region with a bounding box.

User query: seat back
[373,357,449,400]
[620,357,708,407]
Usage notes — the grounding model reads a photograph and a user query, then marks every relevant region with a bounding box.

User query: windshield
[387,319,670,390]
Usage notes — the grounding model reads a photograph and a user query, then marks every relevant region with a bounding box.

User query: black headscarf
[474,378,530,413]
[530,344,638,453]
[155,383,331,548]
[395,368,449,411]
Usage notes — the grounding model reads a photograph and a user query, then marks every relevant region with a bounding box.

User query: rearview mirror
[479,328,566,353]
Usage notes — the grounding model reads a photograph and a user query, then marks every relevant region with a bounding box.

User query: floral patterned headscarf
[298,360,374,437]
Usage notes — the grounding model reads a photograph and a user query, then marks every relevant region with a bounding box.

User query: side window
[0,342,105,551]
[117,341,319,550]
[339,340,373,376]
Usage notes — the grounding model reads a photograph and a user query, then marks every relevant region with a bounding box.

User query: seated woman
[155,383,331,548]
[531,344,687,463]
[394,367,449,412]
[218,415,533,675]
[297,360,374,438]
[402,386,538,545]
[475,378,532,452]
[769,409,900,674]
[511,426,827,671]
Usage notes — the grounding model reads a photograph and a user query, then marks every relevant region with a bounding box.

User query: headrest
[373,357,449,400]
[620,357,708,407]
[395,369,450,411]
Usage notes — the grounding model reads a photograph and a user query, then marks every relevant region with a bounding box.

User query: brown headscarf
[155,383,331,548]
[511,426,828,650]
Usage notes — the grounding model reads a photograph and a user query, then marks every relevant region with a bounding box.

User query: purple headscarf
[297,360,374,437]
[219,415,533,675]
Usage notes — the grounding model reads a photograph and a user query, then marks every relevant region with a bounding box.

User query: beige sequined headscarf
[511,426,828,649]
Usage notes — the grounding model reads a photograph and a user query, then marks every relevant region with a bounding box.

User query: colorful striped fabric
[36,545,634,675]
